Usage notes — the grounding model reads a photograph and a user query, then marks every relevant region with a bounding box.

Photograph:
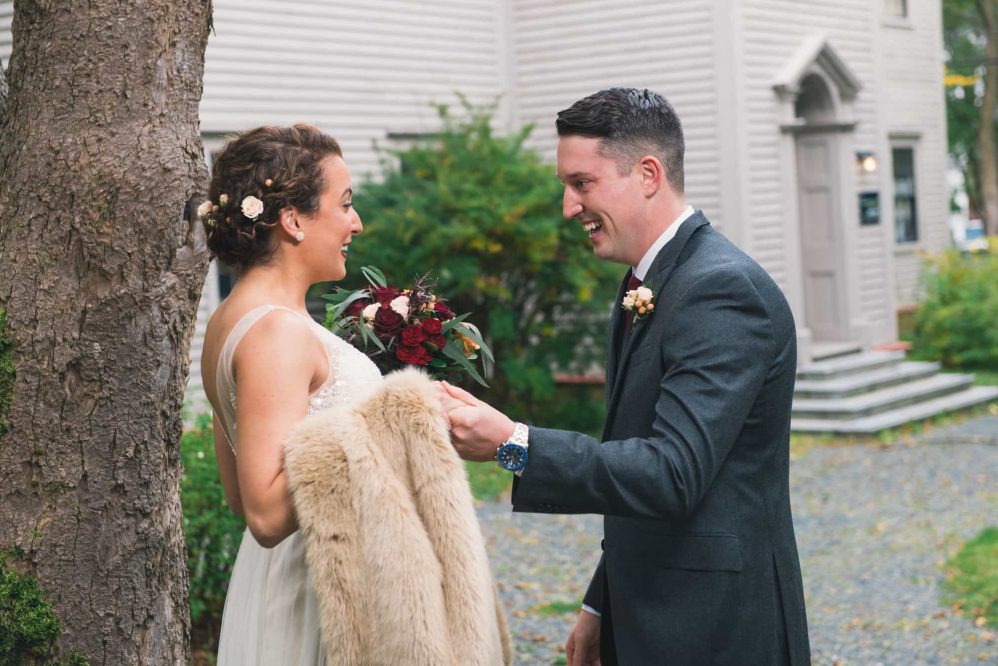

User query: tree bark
[0,1,212,664]
[976,0,998,235]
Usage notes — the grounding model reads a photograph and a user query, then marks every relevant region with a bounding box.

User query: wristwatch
[496,422,529,472]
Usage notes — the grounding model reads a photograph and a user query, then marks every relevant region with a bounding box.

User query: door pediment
[773,34,862,104]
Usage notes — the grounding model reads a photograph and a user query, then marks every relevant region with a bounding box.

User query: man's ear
[638,155,664,197]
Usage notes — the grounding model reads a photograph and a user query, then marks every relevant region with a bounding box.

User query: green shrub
[0,307,14,436]
[181,415,245,651]
[943,526,998,626]
[343,99,619,422]
[911,244,998,370]
[0,554,89,666]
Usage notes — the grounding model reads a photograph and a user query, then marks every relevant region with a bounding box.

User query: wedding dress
[212,304,382,665]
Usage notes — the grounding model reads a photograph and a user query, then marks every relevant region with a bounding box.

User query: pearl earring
[295,231,305,242]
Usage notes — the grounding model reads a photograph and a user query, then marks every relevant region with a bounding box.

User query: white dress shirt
[633,204,695,281]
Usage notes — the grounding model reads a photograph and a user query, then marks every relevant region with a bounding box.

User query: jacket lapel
[604,212,711,429]
[604,269,632,405]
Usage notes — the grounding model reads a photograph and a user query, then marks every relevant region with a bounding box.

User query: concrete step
[810,340,863,361]
[797,350,905,381]
[792,373,974,419]
[791,385,998,435]
[794,361,941,399]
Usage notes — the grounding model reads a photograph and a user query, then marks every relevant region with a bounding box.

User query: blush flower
[241,195,264,220]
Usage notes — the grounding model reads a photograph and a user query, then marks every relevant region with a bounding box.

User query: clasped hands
[435,381,515,462]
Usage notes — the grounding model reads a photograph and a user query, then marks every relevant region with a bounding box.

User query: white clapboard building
[8,1,983,431]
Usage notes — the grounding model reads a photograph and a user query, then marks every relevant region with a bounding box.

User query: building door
[796,131,848,342]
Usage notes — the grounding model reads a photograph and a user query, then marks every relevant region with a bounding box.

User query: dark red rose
[434,303,455,319]
[373,306,405,337]
[344,298,369,320]
[401,324,427,346]
[426,335,447,351]
[371,287,401,305]
[420,318,443,336]
[396,344,432,366]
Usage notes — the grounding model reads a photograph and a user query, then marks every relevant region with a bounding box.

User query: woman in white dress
[198,125,381,665]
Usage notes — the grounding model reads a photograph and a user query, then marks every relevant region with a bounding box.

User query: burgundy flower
[396,344,432,366]
[401,324,427,346]
[434,303,455,320]
[420,318,443,336]
[345,298,369,320]
[371,287,401,305]
[425,335,447,351]
[374,306,405,337]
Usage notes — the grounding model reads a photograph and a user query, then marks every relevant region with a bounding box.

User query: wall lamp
[856,151,878,173]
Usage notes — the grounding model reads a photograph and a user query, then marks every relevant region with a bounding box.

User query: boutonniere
[621,284,655,326]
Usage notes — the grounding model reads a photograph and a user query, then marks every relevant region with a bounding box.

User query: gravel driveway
[477,415,998,665]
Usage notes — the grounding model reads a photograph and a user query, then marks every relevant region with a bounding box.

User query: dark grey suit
[512,212,810,665]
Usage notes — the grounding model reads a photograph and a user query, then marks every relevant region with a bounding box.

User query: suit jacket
[512,212,810,665]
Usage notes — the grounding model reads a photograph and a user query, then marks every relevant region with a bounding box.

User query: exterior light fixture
[856,151,878,173]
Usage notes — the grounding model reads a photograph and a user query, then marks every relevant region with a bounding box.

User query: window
[892,147,918,244]
[884,0,907,18]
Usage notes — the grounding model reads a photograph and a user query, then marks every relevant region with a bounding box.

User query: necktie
[624,274,642,331]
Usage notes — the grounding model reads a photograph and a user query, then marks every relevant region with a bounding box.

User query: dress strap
[213,304,311,454]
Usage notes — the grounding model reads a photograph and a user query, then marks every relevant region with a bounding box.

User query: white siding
[878,0,948,306]
[202,0,508,179]
[0,2,12,65]
[738,0,881,294]
[509,0,723,231]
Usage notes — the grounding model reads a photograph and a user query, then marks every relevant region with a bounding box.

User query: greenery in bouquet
[323,266,494,386]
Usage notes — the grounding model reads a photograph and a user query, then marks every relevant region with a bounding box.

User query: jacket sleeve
[582,555,604,612]
[512,266,778,520]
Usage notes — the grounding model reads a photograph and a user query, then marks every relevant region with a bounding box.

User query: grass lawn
[943,527,998,628]
[465,460,512,502]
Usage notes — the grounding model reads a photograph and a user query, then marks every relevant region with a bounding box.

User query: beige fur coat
[284,369,512,665]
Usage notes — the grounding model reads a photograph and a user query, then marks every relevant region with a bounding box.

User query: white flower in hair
[197,200,213,219]
[241,195,264,220]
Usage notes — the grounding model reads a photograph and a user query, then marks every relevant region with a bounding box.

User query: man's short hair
[556,88,685,194]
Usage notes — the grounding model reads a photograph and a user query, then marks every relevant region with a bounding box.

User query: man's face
[556,135,646,267]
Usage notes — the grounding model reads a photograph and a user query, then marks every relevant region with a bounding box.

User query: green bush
[343,99,619,423]
[0,554,89,666]
[181,415,245,651]
[0,307,14,436]
[911,244,998,370]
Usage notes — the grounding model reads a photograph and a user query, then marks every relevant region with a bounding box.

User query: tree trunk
[977,0,998,235]
[0,2,212,664]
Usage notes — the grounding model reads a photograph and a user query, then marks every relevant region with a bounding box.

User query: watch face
[497,443,528,472]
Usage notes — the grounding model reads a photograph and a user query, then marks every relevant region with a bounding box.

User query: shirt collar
[633,205,695,281]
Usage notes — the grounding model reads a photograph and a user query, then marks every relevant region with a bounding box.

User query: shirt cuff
[581,604,602,618]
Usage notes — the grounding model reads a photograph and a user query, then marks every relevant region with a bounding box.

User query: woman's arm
[233,311,325,548]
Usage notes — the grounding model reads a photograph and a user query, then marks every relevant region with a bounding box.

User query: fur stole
[284,368,512,665]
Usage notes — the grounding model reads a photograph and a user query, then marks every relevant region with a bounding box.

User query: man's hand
[566,610,601,666]
[438,381,515,462]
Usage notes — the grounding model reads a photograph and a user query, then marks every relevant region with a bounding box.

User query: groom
[443,88,810,665]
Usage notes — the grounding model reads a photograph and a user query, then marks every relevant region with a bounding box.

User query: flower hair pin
[621,283,655,326]
[197,192,266,225]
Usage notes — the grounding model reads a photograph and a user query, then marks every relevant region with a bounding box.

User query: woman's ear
[276,206,302,240]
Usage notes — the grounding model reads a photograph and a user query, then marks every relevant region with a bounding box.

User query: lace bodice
[213,304,382,454]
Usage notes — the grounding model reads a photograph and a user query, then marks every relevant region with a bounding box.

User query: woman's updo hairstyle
[200,124,342,271]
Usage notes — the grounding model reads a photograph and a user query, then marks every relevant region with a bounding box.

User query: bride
[198,124,377,665]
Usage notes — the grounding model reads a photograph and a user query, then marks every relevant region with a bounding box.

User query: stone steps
[791,350,998,435]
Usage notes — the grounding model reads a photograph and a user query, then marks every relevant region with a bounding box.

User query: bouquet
[323,266,494,386]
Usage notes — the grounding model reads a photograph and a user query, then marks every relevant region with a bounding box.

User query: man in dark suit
[442,87,810,665]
